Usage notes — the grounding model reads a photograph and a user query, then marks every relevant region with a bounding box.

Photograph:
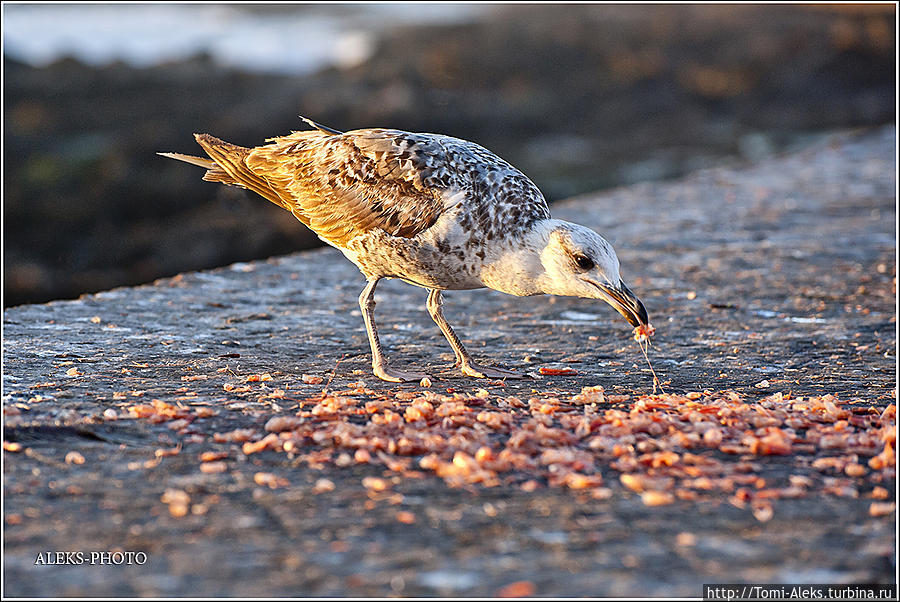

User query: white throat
[477,218,622,299]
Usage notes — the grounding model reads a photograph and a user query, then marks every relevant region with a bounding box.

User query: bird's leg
[359,278,428,383]
[426,289,522,379]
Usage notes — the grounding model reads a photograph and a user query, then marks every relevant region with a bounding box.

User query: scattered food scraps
[395,511,416,524]
[64,451,85,465]
[116,381,893,519]
[200,461,228,474]
[246,373,273,383]
[199,451,228,462]
[496,581,536,598]
[313,478,335,493]
[869,501,895,517]
[538,367,578,376]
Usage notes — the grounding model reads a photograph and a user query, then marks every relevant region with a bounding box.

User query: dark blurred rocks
[3,4,895,307]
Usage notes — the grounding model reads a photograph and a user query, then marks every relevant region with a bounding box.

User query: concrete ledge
[3,126,895,596]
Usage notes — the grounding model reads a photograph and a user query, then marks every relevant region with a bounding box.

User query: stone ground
[2,126,896,597]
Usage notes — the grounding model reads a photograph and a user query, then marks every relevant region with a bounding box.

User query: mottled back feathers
[173,122,551,248]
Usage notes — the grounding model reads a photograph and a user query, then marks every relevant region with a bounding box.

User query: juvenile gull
[161,118,650,382]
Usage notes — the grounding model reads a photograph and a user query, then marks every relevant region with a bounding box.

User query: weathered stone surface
[3,126,895,596]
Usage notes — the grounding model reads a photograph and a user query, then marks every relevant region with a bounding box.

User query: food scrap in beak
[633,323,655,342]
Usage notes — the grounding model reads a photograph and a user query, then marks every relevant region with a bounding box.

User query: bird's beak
[583,278,649,328]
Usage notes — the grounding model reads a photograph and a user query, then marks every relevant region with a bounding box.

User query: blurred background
[3,3,895,307]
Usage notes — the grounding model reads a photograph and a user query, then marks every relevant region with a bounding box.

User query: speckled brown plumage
[189,122,550,251]
[161,118,648,382]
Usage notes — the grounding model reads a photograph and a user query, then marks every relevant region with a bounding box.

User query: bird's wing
[242,128,455,247]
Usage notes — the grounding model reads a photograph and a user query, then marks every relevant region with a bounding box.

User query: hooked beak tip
[617,281,649,328]
[582,277,650,328]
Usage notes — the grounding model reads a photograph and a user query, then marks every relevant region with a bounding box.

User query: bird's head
[538,222,649,328]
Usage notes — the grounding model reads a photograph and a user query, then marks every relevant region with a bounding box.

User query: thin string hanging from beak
[634,326,665,394]
[638,338,665,394]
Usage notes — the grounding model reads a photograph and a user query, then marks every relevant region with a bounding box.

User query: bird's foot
[373,363,429,383]
[459,361,524,379]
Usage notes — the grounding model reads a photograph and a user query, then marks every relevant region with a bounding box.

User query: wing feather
[170,123,549,249]
[243,129,450,246]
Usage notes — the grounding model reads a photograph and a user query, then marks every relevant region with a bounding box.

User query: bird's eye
[574,255,594,270]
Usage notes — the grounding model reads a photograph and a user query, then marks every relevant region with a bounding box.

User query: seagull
[160,118,651,382]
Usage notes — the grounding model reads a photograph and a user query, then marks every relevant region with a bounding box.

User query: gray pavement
[2,126,895,597]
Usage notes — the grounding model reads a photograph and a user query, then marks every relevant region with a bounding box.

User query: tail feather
[160,134,291,211]
[157,151,215,169]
